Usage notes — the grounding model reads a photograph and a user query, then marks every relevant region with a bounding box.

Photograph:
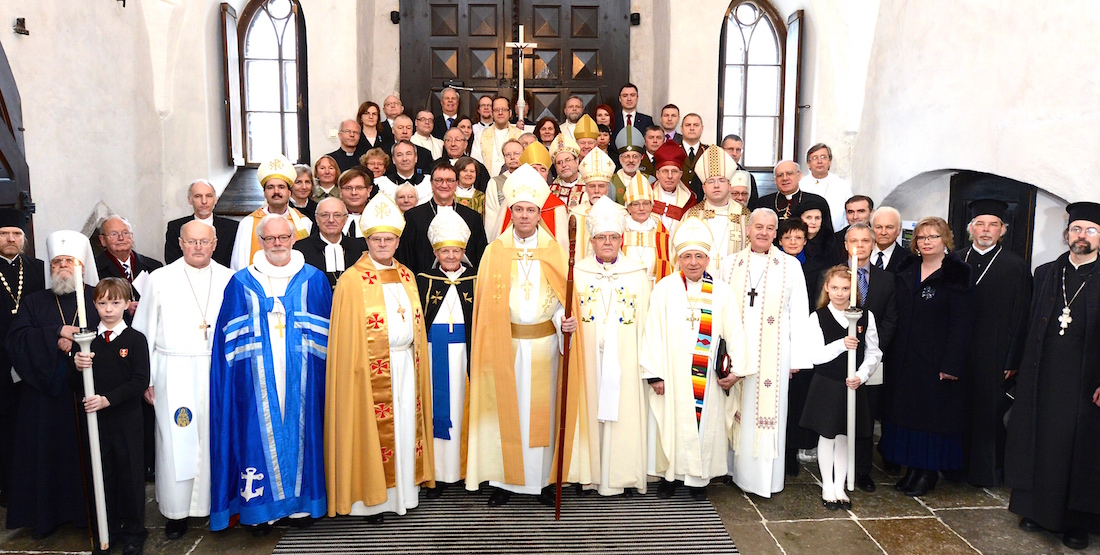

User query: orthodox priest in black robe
[0,209,45,505]
[5,230,100,536]
[1006,202,1100,550]
[960,200,1032,487]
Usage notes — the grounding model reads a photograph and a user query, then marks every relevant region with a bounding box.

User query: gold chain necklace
[184,266,214,340]
[55,293,78,327]
[0,258,23,314]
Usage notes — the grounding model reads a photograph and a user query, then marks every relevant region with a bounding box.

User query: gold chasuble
[325,256,435,515]
[466,229,592,488]
[246,206,311,264]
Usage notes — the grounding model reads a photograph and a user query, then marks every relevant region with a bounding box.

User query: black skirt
[800,372,872,439]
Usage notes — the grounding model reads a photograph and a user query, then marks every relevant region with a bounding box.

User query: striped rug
[274,486,738,554]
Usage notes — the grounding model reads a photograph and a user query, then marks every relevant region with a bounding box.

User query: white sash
[597,322,622,422]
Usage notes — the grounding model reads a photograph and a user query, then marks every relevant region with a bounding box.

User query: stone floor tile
[917,479,1006,509]
[861,517,977,555]
[847,488,930,519]
[721,521,783,555]
[747,483,851,522]
[768,519,884,555]
[938,508,1100,555]
[709,484,767,523]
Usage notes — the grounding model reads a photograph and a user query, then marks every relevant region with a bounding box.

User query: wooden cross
[199,319,209,340]
[520,279,534,300]
[747,288,759,307]
[273,314,286,338]
[505,25,537,117]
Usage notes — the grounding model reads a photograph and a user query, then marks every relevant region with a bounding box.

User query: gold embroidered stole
[247,207,312,263]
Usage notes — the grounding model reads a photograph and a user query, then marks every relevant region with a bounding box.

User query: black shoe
[121,543,144,555]
[487,488,511,507]
[91,548,111,555]
[623,487,636,497]
[249,523,273,537]
[656,479,677,499]
[1063,527,1089,550]
[364,514,384,524]
[144,467,155,483]
[536,485,556,506]
[822,498,840,511]
[904,469,938,497]
[1018,517,1044,532]
[856,473,876,493]
[426,482,449,500]
[838,498,853,511]
[689,486,707,501]
[882,460,901,474]
[165,518,187,540]
[785,451,800,477]
[894,468,917,491]
[290,517,314,529]
[722,475,734,486]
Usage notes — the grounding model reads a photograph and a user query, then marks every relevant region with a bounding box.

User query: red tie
[626,114,632,127]
[104,330,112,343]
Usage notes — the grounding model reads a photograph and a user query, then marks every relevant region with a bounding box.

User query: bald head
[179,220,216,268]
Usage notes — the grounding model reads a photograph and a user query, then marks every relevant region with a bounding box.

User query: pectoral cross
[199,319,209,340]
[686,309,700,327]
[397,306,407,322]
[273,314,285,338]
[1059,306,1073,336]
[447,313,454,333]
[747,288,758,307]
[520,279,533,300]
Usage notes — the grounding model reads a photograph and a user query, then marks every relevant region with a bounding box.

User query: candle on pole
[73,262,108,549]
[75,261,88,329]
[849,246,857,307]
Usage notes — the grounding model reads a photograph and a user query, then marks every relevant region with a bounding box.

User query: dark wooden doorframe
[399,0,630,122]
[0,40,34,248]
[948,170,1037,264]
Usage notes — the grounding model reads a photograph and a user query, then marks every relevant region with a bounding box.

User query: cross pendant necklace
[273,314,286,338]
[1060,266,1089,336]
[747,260,767,307]
[517,249,536,300]
[185,266,214,340]
[383,286,407,322]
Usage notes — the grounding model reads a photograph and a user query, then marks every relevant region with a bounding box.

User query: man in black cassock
[164,179,238,267]
[959,199,1031,487]
[5,230,99,536]
[1006,201,1100,551]
[0,209,45,505]
[294,197,366,289]
[395,163,487,275]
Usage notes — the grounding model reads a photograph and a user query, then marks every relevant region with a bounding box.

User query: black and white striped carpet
[274,486,739,554]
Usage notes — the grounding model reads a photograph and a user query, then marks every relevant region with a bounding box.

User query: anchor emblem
[240,467,265,501]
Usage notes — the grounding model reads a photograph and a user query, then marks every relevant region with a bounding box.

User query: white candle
[850,245,858,307]
[75,261,88,329]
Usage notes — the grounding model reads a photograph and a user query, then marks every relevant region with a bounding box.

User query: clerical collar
[705,200,730,212]
[264,204,288,216]
[784,191,799,200]
[252,250,304,278]
[397,171,415,181]
[513,231,537,247]
[596,256,617,266]
[443,267,466,279]
[0,254,15,265]
[625,216,655,231]
[561,178,578,187]
[1070,254,1098,270]
[369,255,395,269]
[320,234,342,246]
[183,262,210,278]
[972,243,997,255]
[97,320,127,338]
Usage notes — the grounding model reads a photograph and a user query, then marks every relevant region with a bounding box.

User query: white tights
[817,435,849,502]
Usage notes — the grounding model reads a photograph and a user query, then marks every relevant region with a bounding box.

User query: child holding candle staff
[800,266,881,511]
[71,277,150,555]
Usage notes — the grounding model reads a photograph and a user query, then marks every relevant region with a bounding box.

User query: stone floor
[0,460,1095,554]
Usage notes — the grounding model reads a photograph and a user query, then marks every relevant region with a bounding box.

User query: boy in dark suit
[72,277,150,555]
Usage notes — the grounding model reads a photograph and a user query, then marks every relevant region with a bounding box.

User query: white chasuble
[726,247,813,498]
[573,256,651,495]
[639,273,748,487]
[133,259,233,519]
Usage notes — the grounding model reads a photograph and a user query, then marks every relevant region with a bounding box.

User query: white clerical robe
[573,256,651,495]
[486,232,566,495]
[799,173,853,231]
[229,206,313,271]
[351,256,422,516]
[133,259,233,519]
[431,268,468,484]
[623,216,661,286]
[411,133,443,161]
[727,248,813,498]
[472,125,519,177]
[484,173,509,241]
[684,201,748,284]
[639,273,749,487]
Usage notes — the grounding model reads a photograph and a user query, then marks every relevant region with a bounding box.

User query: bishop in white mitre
[572,197,651,496]
[640,216,749,500]
[727,208,813,498]
[133,220,233,538]
[681,148,750,284]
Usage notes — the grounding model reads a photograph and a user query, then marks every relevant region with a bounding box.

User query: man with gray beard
[5,231,100,536]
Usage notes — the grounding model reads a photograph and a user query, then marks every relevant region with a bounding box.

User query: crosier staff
[553,215,577,520]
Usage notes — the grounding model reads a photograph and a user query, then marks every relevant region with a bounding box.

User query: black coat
[293,232,367,289]
[861,265,899,351]
[1005,253,1100,514]
[881,243,916,274]
[884,252,974,435]
[95,251,163,303]
[396,201,488,277]
[164,215,238,268]
[614,112,654,134]
[753,191,831,222]
[432,113,461,140]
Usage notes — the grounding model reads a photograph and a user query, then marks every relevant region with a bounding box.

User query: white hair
[102,215,132,233]
[749,207,779,227]
[255,213,292,240]
[870,206,902,226]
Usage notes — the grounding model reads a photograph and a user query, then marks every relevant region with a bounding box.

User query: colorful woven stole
[683,271,714,424]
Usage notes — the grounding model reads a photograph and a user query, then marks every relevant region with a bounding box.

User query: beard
[1070,239,1095,255]
[50,273,78,295]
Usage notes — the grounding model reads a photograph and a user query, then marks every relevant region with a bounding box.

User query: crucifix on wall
[506,25,537,117]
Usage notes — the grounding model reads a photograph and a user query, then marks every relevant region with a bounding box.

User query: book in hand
[716,338,732,396]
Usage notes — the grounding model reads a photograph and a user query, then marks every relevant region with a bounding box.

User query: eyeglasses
[339,129,360,135]
[101,231,132,240]
[316,212,347,220]
[809,155,830,162]
[340,186,368,193]
[915,234,942,242]
[1069,226,1100,237]
[431,178,457,184]
[415,117,433,122]
[444,138,467,144]
[182,239,213,247]
[259,234,292,245]
[591,234,622,243]
[492,108,510,113]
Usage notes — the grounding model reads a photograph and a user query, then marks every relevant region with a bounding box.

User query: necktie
[857,268,869,306]
[626,114,632,127]
[666,133,673,141]
[122,260,133,281]
[687,147,696,166]
[103,330,112,343]
[874,252,884,269]
[447,117,454,129]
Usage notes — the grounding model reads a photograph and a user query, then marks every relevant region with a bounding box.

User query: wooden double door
[399,0,631,122]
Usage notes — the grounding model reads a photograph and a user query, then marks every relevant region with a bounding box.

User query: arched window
[237,0,309,165]
[718,0,787,169]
